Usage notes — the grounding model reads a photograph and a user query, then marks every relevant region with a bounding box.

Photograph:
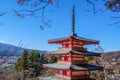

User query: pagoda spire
[71,5,76,36]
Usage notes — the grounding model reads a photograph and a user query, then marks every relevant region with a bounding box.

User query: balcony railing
[56,73,70,79]
[57,60,71,64]
[58,60,87,64]
[71,75,89,78]
[56,73,89,79]
[58,47,71,50]
[72,60,87,64]
[58,47,87,51]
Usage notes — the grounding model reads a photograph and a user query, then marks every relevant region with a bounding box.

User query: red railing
[58,47,87,51]
[57,60,71,64]
[56,73,70,79]
[72,60,87,64]
[72,75,89,78]
[58,60,87,64]
[56,73,89,79]
[58,47,71,50]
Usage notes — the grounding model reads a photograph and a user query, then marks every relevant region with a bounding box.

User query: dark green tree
[49,55,58,63]
[28,50,43,76]
[14,50,48,78]
[14,50,29,71]
[14,58,21,71]
[40,54,48,64]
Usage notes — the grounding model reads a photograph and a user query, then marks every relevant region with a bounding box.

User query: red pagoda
[43,6,104,80]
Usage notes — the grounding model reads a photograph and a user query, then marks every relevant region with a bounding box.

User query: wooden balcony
[58,47,87,51]
[72,47,87,51]
[57,60,71,64]
[71,74,89,79]
[72,60,87,64]
[58,47,71,50]
[58,60,87,64]
[56,73,70,79]
[56,73,89,79]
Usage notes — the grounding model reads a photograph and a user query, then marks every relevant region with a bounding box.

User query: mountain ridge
[0,42,46,56]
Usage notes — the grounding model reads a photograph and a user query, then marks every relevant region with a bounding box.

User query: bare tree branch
[86,0,96,13]
[0,41,28,66]
[0,11,7,25]
[111,16,120,19]
[0,41,31,79]
[86,0,106,14]
[0,12,7,16]
[13,0,55,30]
[107,20,120,26]
[107,16,120,27]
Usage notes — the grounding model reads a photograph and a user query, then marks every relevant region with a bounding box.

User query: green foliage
[84,56,95,64]
[90,71,105,80]
[107,69,113,74]
[14,50,29,71]
[28,50,44,76]
[49,55,58,63]
[14,50,48,77]
[119,69,120,74]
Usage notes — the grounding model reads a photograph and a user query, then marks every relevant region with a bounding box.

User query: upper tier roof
[48,6,99,45]
[43,63,104,70]
[48,35,99,45]
[46,50,101,56]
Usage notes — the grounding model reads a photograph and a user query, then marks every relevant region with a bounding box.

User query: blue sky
[0,0,120,52]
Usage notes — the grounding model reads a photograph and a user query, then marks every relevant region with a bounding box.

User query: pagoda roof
[43,63,104,70]
[48,35,99,45]
[46,50,101,56]
[39,76,95,80]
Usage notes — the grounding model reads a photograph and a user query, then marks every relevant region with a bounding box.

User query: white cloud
[0,40,5,43]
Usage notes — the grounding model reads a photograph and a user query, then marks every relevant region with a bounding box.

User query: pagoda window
[62,57,64,61]
[60,70,63,74]
[67,70,70,76]
[68,57,71,61]
[69,44,72,48]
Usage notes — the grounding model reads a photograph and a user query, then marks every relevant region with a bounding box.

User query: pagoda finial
[71,5,76,36]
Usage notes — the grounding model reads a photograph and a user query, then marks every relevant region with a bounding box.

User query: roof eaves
[72,36,99,43]
[46,50,71,55]
[43,63,104,70]
[48,36,69,43]
[72,50,101,56]
[43,63,71,69]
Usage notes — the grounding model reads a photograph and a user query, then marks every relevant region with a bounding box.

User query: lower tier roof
[39,76,95,80]
[43,63,104,70]
[46,50,101,56]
